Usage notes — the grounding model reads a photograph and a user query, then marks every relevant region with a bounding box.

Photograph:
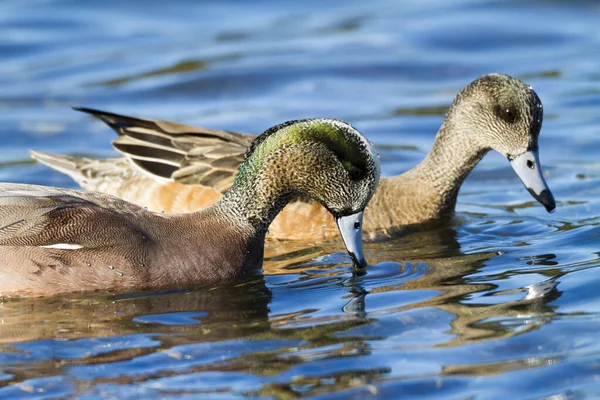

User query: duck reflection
[0,275,385,393]
[0,275,272,345]
[250,222,564,396]
[263,219,562,347]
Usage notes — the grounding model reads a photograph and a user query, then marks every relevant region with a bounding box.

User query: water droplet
[528,85,533,90]
[108,265,114,270]
[116,271,124,277]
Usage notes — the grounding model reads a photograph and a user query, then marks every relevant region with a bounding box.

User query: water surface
[1,0,600,398]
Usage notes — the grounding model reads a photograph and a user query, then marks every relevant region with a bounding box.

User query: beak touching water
[336,211,368,269]
[509,149,556,212]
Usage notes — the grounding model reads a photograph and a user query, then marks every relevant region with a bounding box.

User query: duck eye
[348,166,365,181]
[527,159,535,169]
[353,221,360,229]
[495,105,518,124]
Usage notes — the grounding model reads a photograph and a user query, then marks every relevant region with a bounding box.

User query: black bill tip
[527,188,556,213]
[349,252,368,269]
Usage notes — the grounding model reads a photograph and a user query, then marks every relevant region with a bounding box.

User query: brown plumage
[1,119,380,297]
[33,73,556,240]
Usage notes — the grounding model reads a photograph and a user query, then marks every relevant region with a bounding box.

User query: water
[1,0,600,398]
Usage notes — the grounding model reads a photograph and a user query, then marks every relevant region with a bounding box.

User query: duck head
[230,118,381,268]
[451,73,555,212]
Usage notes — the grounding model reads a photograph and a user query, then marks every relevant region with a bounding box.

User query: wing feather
[76,107,253,192]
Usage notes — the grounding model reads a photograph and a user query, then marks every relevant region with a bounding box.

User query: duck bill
[509,149,556,212]
[335,211,368,269]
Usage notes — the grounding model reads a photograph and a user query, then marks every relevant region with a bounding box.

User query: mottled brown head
[449,73,554,212]
[451,73,543,157]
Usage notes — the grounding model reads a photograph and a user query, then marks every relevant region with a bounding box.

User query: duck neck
[408,117,489,213]
[214,165,297,234]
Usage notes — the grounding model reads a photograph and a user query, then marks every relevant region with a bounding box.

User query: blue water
[1,0,600,398]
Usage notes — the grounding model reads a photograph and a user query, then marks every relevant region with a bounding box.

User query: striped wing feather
[75,107,254,193]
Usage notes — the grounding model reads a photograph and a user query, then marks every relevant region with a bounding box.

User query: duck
[0,118,380,297]
[32,73,555,240]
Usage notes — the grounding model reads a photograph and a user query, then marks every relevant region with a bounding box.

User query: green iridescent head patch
[240,119,370,181]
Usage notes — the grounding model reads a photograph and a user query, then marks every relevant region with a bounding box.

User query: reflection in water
[338,224,562,346]
[0,278,271,345]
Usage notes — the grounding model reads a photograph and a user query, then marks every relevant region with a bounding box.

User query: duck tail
[29,150,96,188]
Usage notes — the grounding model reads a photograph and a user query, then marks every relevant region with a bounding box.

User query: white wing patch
[39,243,84,250]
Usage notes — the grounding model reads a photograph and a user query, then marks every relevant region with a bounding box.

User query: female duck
[0,119,380,297]
[33,73,554,239]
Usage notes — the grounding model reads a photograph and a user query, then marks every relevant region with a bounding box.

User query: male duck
[1,119,380,297]
[33,73,555,240]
